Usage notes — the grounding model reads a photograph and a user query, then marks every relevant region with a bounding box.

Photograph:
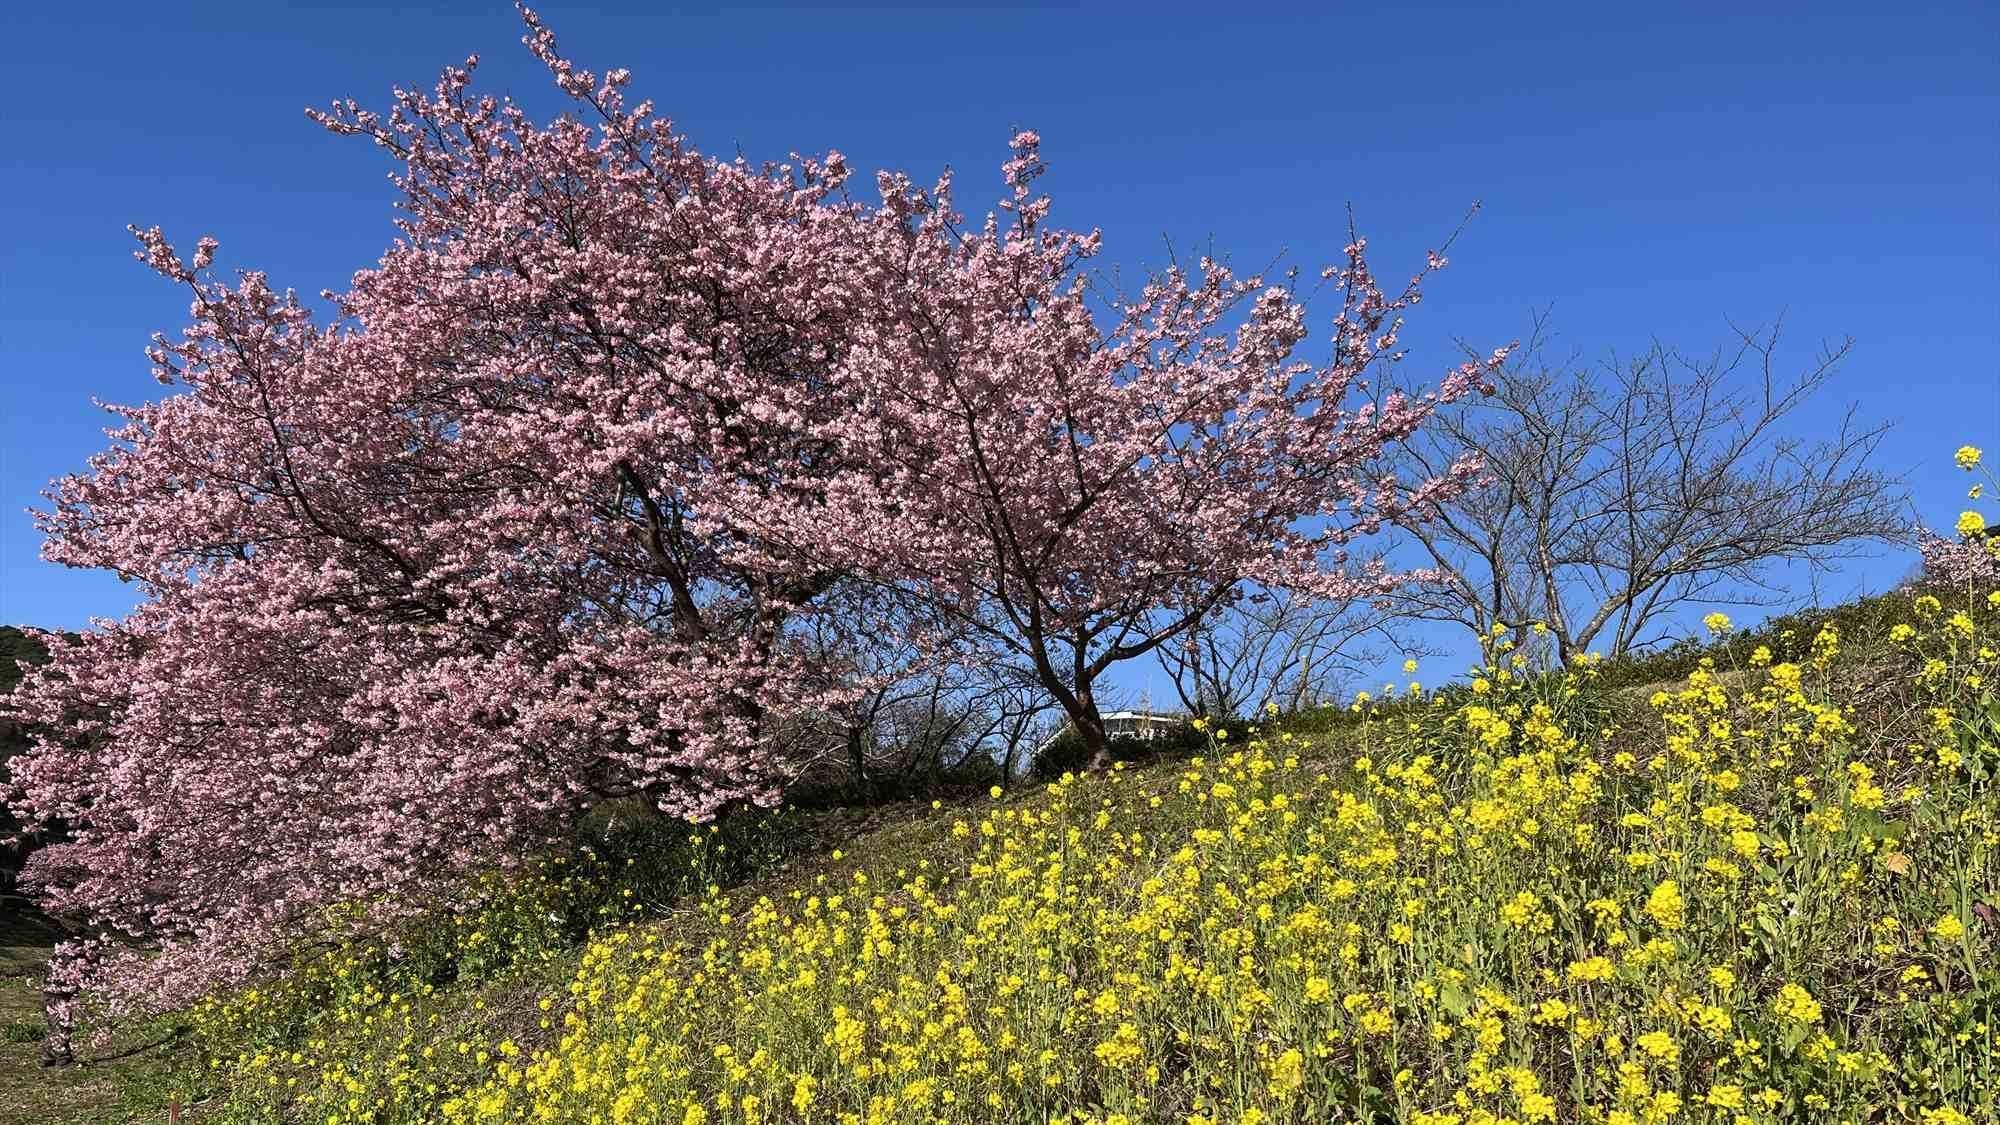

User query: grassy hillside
[10,588,1998,1124]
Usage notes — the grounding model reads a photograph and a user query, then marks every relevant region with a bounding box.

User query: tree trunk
[40,980,75,1067]
[844,723,869,794]
[1074,687,1112,771]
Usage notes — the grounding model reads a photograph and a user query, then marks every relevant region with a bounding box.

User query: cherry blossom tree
[759,138,1505,766]
[1919,530,2000,589]
[7,13,889,1016]
[4,9,1499,1021]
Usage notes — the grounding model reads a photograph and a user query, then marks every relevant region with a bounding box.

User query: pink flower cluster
[4,8,1501,1013]
[1917,530,2000,588]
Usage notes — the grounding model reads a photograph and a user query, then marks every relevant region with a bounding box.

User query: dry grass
[0,910,190,1125]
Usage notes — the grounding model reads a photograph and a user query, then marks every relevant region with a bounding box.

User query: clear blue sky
[3,2,1996,690]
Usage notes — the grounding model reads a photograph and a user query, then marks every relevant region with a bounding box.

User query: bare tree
[792,589,1062,791]
[1157,588,1410,717]
[1388,313,1907,664]
[874,671,991,779]
[979,671,1061,786]
[786,587,963,791]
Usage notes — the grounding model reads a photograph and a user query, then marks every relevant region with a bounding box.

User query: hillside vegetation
[13,23,1986,1125]
[20,583,1983,1125]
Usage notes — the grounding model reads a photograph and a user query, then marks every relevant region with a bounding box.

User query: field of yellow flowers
[166,568,1999,1125]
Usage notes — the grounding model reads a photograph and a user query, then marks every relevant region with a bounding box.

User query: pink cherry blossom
[5,8,1499,1018]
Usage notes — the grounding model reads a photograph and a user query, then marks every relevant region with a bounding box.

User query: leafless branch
[1385,313,1907,664]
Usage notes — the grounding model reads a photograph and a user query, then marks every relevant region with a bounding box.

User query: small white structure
[1100,709,1185,740]
[1033,708,1187,756]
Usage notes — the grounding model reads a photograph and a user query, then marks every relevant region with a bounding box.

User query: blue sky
[2,2,1996,694]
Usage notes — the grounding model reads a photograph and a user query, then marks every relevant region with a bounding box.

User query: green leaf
[1440,981,1470,1018]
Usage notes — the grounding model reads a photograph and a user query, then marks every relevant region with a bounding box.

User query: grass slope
[7,589,1998,1123]
[0,911,189,1125]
